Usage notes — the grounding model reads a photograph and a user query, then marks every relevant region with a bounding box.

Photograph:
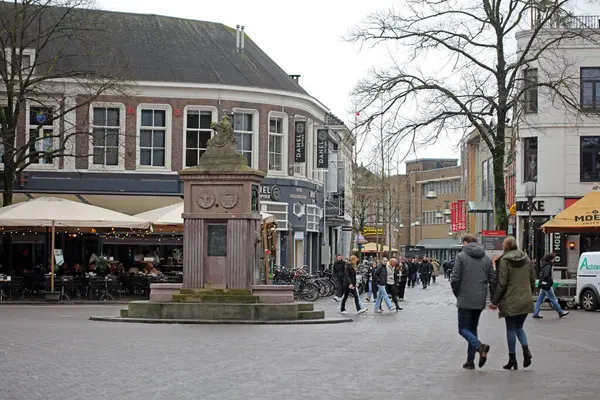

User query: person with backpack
[532,253,569,319]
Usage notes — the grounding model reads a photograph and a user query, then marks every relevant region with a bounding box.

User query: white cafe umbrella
[0,197,150,291]
[135,202,276,226]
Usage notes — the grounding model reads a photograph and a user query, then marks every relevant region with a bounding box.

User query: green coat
[491,250,535,318]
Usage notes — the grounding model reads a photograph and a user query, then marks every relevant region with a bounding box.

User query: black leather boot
[477,343,490,368]
[462,360,475,370]
[503,353,518,370]
[523,345,532,368]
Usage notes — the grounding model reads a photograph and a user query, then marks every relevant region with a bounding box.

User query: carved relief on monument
[196,190,216,209]
[220,192,238,209]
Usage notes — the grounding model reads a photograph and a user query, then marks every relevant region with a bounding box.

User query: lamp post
[525,181,537,260]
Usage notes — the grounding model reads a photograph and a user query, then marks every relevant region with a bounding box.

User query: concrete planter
[44,291,61,302]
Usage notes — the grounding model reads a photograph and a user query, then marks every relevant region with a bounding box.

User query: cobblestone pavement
[1,279,599,400]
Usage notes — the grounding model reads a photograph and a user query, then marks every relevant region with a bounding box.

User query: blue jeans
[533,287,564,316]
[338,287,364,312]
[375,285,394,310]
[457,308,482,362]
[505,314,529,353]
[367,280,373,298]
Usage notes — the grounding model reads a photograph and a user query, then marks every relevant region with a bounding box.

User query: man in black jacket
[332,254,346,301]
[419,258,433,289]
[339,255,367,315]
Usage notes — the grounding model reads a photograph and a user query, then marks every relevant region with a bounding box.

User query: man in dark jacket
[419,258,433,289]
[532,254,569,319]
[408,259,418,288]
[451,234,496,370]
[332,254,346,301]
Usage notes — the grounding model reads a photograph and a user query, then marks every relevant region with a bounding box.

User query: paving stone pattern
[1,280,598,400]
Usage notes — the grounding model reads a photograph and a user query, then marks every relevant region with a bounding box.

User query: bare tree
[0,0,128,206]
[348,0,594,230]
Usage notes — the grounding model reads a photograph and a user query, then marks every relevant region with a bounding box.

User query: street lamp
[413,220,421,226]
[426,190,437,199]
[525,180,537,260]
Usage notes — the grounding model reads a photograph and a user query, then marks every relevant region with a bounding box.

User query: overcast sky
[95,0,600,171]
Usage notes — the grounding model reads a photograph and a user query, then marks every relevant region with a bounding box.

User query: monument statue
[197,114,247,166]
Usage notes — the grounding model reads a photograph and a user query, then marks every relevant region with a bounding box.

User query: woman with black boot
[397,259,408,300]
[386,258,402,311]
[489,236,535,370]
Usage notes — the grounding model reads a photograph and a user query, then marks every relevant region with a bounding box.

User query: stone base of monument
[90,288,352,324]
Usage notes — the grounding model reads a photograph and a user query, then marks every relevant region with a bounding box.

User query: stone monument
[97,114,344,324]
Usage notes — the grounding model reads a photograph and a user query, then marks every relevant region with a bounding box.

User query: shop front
[543,191,600,276]
[259,178,323,271]
[515,196,563,268]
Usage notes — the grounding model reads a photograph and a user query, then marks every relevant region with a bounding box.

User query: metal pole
[50,220,55,292]
[528,200,534,260]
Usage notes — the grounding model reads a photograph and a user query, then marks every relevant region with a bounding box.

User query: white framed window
[89,103,125,170]
[184,106,217,167]
[233,109,259,169]
[26,103,59,169]
[261,202,288,231]
[307,205,321,232]
[268,112,288,174]
[136,104,172,170]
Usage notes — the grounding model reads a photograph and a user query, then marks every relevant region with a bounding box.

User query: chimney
[240,25,245,51]
[289,74,301,84]
[235,24,240,52]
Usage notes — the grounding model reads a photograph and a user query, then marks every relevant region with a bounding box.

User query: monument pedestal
[91,115,344,324]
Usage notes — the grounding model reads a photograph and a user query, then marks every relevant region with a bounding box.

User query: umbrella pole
[51,221,55,292]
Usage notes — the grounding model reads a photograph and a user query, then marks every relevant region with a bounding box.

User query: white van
[575,252,600,311]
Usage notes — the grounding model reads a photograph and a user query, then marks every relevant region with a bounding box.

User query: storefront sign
[405,246,425,257]
[294,121,306,162]
[515,200,545,212]
[451,200,467,232]
[363,226,383,235]
[552,232,566,266]
[481,231,505,251]
[316,129,329,169]
[260,185,281,201]
[565,198,581,209]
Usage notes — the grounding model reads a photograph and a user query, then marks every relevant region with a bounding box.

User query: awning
[353,242,398,253]
[416,238,462,248]
[134,202,276,228]
[467,201,493,213]
[0,197,150,229]
[80,195,182,215]
[542,191,600,233]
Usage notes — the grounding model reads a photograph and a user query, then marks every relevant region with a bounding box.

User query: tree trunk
[1,145,14,275]
[491,147,508,231]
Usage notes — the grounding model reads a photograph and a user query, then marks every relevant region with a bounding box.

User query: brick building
[0,7,352,271]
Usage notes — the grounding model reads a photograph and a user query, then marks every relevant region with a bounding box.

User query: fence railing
[533,15,600,30]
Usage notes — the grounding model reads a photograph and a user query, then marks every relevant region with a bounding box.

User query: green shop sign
[579,258,600,271]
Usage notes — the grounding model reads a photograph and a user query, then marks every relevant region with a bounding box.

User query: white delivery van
[575,252,600,311]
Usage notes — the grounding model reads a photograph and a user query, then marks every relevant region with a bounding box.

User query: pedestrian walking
[532,253,569,319]
[489,236,535,370]
[419,258,432,289]
[339,255,368,315]
[408,258,418,288]
[364,260,379,302]
[451,234,495,370]
[397,259,408,300]
[374,258,396,313]
[386,258,402,311]
[431,259,440,284]
[332,254,346,302]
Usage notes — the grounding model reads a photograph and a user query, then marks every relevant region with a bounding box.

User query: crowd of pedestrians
[329,230,568,372]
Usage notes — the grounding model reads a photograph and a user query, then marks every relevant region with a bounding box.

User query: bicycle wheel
[300,282,320,302]
[314,278,329,297]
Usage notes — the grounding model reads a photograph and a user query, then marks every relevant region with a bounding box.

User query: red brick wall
[74,95,320,173]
